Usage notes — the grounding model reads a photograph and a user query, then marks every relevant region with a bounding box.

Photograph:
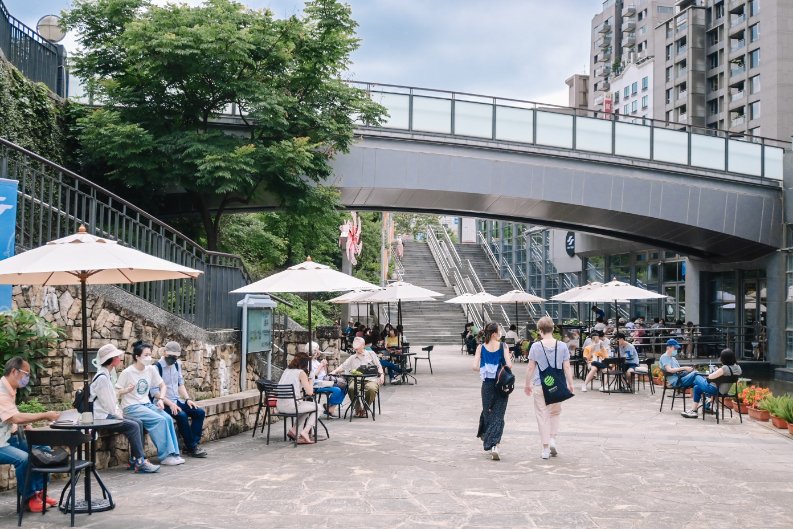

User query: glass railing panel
[764,146,784,181]
[371,92,410,129]
[727,138,762,176]
[535,110,573,149]
[412,95,452,133]
[653,127,689,165]
[614,121,651,159]
[690,134,726,170]
[495,105,534,143]
[454,100,494,139]
[575,116,612,154]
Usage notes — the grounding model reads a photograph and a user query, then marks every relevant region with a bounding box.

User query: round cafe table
[49,418,122,513]
[340,373,377,422]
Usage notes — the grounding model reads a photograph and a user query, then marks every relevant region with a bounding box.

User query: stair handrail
[0,136,250,329]
[477,231,539,324]
[463,257,510,326]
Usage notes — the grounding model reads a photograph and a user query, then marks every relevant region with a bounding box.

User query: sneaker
[135,459,161,473]
[186,446,207,458]
[580,384,587,393]
[127,457,137,471]
[160,455,185,466]
[681,409,699,419]
[549,439,558,457]
[390,377,399,384]
[599,386,608,392]
[541,448,550,460]
[43,494,57,507]
[27,493,44,513]
[491,446,500,461]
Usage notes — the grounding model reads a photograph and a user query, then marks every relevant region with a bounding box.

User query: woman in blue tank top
[473,322,512,460]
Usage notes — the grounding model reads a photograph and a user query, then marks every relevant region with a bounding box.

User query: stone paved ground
[2,345,792,528]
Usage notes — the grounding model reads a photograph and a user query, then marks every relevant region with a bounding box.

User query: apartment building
[654,0,793,139]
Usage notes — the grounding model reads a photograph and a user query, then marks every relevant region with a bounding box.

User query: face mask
[671,349,678,357]
[141,356,153,366]
[19,373,30,388]
[165,356,177,366]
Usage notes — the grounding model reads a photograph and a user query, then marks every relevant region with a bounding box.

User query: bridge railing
[0,0,67,97]
[0,137,249,329]
[351,81,786,183]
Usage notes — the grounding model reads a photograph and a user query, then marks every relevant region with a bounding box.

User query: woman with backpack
[473,322,513,461]
[524,316,575,460]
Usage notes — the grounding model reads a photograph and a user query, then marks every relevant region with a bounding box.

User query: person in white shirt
[117,341,183,466]
[90,344,159,473]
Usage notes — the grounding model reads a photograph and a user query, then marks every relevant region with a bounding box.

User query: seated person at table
[90,344,160,473]
[307,342,344,418]
[681,348,743,418]
[658,338,696,388]
[381,323,394,340]
[343,320,355,337]
[330,337,384,417]
[464,323,478,355]
[385,327,400,349]
[504,324,520,359]
[0,357,61,512]
[277,353,317,444]
[581,331,610,392]
[118,341,183,466]
[367,335,403,383]
[615,332,640,380]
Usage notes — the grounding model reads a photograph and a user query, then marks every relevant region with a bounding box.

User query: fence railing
[0,136,250,329]
[0,0,66,97]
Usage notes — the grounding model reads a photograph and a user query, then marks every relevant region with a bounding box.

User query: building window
[708,98,720,116]
[707,51,719,69]
[641,95,648,109]
[749,48,760,68]
[750,100,761,120]
[624,86,630,98]
[624,104,629,114]
[665,88,673,104]
[749,75,760,94]
[631,100,638,114]
[750,23,760,42]
[631,82,638,95]
[666,66,673,82]
[614,91,620,104]
[715,2,724,19]
[666,44,673,60]
[749,0,759,17]
[639,26,647,35]
[642,76,649,91]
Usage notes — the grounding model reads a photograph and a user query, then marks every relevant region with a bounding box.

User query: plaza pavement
[2,345,791,529]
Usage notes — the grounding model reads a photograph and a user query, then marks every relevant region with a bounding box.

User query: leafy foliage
[274,293,337,329]
[393,213,444,241]
[63,0,385,250]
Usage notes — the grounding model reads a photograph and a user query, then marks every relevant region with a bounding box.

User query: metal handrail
[477,231,539,323]
[0,136,250,329]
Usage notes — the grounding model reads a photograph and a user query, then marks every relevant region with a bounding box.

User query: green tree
[393,213,444,240]
[63,0,384,250]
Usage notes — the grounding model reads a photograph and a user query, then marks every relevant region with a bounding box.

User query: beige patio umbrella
[0,226,203,411]
[355,281,443,343]
[494,289,545,332]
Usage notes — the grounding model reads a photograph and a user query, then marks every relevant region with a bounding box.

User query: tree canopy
[63,0,384,249]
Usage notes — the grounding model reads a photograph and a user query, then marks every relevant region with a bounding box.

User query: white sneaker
[599,386,607,392]
[549,439,558,456]
[580,384,587,393]
[491,446,500,461]
[160,455,185,466]
[541,448,550,460]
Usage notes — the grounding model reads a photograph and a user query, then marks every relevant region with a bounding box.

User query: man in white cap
[90,344,160,473]
[151,341,207,458]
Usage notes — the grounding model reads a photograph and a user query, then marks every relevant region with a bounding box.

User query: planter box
[738,403,749,414]
[748,406,770,421]
[770,415,789,429]
[788,423,793,436]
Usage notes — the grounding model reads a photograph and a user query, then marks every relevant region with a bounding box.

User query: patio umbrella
[0,226,202,415]
[457,291,499,325]
[328,289,383,326]
[230,258,379,344]
[355,281,443,343]
[445,292,480,323]
[493,289,545,332]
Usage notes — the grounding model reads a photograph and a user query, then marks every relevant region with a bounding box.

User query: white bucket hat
[97,343,124,365]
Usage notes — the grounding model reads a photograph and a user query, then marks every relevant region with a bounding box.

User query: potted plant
[762,395,790,429]
[651,365,664,386]
[778,398,793,435]
[741,385,772,421]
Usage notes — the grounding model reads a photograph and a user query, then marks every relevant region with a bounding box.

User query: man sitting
[581,331,610,392]
[151,341,207,458]
[0,357,61,512]
[615,332,640,382]
[658,338,696,389]
[330,337,384,416]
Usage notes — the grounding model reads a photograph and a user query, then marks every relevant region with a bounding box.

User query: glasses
[18,369,30,376]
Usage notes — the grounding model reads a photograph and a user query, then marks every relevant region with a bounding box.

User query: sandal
[297,436,315,445]
[287,431,297,440]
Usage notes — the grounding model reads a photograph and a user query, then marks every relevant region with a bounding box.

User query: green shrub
[16,397,47,413]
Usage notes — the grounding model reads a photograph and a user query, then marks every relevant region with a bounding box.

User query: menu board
[246,308,272,353]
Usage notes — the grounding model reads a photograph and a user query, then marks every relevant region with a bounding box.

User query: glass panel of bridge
[373,92,410,129]
[614,122,651,159]
[412,96,452,133]
[454,100,493,138]
[652,128,688,165]
[575,116,612,154]
[535,111,573,149]
[690,134,725,171]
[495,106,533,143]
[763,146,784,181]
[727,139,762,176]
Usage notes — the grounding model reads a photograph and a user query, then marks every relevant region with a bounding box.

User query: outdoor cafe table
[49,418,122,513]
[340,373,377,422]
[601,357,633,394]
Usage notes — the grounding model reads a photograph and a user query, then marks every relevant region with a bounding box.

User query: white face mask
[140,356,153,366]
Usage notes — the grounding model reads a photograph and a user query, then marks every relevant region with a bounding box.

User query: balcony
[730,14,746,28]
[598,21,611,34]
[595,66,611,78]
[678,90,688,101]
[601,48,612,61]
[599,79,611,91]
[728,0,746,13]
[729,90,746,104]
[677,67,688,78]
[730,39,746,52]
[623,20,636,32]
[677,44,688,56]
[594,94,605,107]
[623,4,636,16]
[595,36,611,49]
[730,64,746,77]
[731,114,746,128]
[678,113,688,124]
[623,34,636,48]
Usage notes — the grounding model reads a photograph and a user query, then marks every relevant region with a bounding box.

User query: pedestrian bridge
[226,83,788,262]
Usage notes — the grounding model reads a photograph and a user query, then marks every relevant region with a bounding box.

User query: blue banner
[0,178,19,311]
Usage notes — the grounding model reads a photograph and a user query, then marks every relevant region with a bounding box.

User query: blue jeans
[380,359,402,379]
[691,375,718,403]
[166,401,205,451]
[315,386,345,407]
[0,434,45,500]
[104,414,146,460]
[123,403,180,460]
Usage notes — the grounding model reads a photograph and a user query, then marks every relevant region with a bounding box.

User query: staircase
[397,240,464,345]
[455,244,532,327]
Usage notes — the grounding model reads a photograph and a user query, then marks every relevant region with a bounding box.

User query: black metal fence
[0,1,66,97]
[0,137,250,329]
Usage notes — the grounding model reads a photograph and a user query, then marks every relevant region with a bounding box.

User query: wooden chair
[17,429,93,527]
[414,345,434,374]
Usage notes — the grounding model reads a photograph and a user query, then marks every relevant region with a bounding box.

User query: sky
[6,0,602,105]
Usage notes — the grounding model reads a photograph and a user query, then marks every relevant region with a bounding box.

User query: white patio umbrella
[494,289,546,331]
[230,258,379,343]
[355,281,443,342]
[328,288,384,326]
[448,291,498,325]
[0,226,202,412]
[445,292,480,323]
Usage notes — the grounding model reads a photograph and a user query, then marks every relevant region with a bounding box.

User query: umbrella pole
[80,276,91,422]
[308,296,313,347]
[515,301,519,332]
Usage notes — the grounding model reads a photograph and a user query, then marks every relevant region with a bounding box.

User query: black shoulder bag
[539,341,573,405]
[495,344,515,396]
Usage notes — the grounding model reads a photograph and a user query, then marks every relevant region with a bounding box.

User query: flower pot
[653,377,664,386]
[788,423,793,436]
[738,403,749,414]
[723,398,735,410]
[748,407,770,421]
[770,415,789,429]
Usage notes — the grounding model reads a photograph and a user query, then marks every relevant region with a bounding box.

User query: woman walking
[524,316,575,460]
[474,322,512,460]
